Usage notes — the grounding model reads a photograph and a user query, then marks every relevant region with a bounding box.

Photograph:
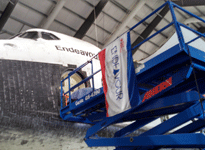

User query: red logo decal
[120,38,125,53]
[142,77,172,102]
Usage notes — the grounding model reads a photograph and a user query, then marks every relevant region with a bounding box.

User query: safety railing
[129,1,205,55]
[60,56,101,109]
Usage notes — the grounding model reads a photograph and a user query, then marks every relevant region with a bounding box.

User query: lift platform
[60,1,205,149]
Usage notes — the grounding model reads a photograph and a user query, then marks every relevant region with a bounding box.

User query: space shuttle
[0,28,102,128]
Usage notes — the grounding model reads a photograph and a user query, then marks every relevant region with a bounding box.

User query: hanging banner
[99,32,140,117]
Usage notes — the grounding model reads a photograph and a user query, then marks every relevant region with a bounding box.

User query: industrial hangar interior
[1,0,205,150]
[0,0,205,60]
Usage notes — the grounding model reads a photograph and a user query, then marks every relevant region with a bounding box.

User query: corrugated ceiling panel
[174,9,191,22]
[0,33,11,39]
[12,3,45,27]
[120,26,128,35]
[0,0,203,59]
[130,30,139,44]
[140,42,157,54]
[141,0,168,24]
[146,0,164,10]
[158,24,175,38]
[95,13,118,33]
[195,6,205,16]
[19,0,53,15]
[82,36,103,48]
[64,0,93,19]
[137,6,157,24]
[85,0,100,6]
[155,19,173,35]
[116,0,137,10]
[86,24,109,44]
[56,8,84,31]
[149,33,166,47]
[10,3,29,20]
[2,18,23,34]
[20,25,32,32]
[48,21,76,36]
[164,12,173,23]
[133,50,148,61]
[139,8,154,21]
[184,6,201,16]
[173,8,188,23]
[127,18,139,29]
[103,1,126,22]
[164,13,174,25]
[0,0,9,12]
[127,19,147,35]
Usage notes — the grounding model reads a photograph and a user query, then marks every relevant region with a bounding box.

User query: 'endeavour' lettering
[55,45,99,59]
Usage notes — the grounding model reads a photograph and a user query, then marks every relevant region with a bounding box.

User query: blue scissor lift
[60,1,205,149]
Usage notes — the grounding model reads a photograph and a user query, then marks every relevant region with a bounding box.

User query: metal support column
[42,0,66,29]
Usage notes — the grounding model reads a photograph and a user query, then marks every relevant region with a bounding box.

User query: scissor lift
[60,1,205,149]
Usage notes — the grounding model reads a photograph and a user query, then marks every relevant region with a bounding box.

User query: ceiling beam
[131,4,170,55]
[184,16,205,24]
[198,27,205,33]
[134,15,168,39]
[42,0,66,29]
[83,0,121,24]
[74,0,108,39]
[110,0,168,40]
[0,0,18,31]
[145,3,171,25]
[104,0,147,46]
[110,0,130,13]
[127,26,160,48]
[173,0,205,6]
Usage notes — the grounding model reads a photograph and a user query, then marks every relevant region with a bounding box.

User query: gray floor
[0,125,114,150]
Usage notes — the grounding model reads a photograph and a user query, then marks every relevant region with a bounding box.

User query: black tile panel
[0,59,68,129]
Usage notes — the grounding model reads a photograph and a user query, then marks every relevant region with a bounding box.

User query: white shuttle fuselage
[1,28,102,87]
[0,28,102,128]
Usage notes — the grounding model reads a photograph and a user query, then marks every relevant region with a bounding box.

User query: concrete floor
[0,125,114,150]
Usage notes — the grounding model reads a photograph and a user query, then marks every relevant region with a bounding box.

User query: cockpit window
[42,32,60,40]
[19,31,38,39]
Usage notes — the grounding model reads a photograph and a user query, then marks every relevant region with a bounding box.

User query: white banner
[99,33,131,117]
